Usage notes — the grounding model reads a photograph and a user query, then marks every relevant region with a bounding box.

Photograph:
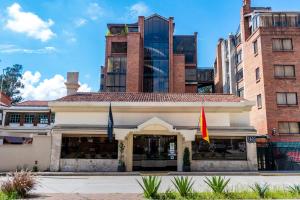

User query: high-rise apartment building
[215,0,300,142]
[100,14,215,93]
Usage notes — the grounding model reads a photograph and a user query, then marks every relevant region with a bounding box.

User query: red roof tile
[56,92,244,103]
[15,100,49,107]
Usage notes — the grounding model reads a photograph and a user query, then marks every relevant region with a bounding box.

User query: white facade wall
[55,111,250,127]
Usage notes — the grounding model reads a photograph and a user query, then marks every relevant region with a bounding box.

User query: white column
[50,132,62,172]
[247,140,258,171]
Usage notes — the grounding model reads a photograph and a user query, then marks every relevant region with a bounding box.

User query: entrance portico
[114,117,197,171]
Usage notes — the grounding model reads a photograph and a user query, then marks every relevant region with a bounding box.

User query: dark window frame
[274,65,296,78]
[276,92,298,106]
[236,50,243,65]
[236,69,244,82]
[253,40,258,55]
[255,67,260,81]
[39,114,49,124]
[111,42,127,54]
[10,113,20,123]
[61,136,118,159]
[24,114,34,124]
[272,38,293,51]
[257,94,262,109]
[192,136,247,161]
[237,87,244,98]
[278,122,300,134]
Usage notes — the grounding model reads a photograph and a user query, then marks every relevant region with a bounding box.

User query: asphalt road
[14,175,299,194]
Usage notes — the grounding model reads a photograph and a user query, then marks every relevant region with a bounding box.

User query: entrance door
[133,135,177,171]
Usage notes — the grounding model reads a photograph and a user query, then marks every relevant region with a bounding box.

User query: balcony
[251,12,300,33]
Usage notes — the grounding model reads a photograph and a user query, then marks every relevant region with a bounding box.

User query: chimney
[65,72,80,95]
[243,0,251,6]
[243,0,251,12]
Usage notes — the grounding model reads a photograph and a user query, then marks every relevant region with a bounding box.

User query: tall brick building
[215,0,300,142]
[100,14,215,93]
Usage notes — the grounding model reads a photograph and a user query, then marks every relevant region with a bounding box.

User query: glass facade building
[143,16,170,92]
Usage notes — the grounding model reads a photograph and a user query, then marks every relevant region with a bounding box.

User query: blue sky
[0,0,299,100]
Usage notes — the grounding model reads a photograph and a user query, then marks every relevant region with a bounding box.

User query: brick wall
[127,33,142,92]
[214,41,223,93]
[173,54,185,93]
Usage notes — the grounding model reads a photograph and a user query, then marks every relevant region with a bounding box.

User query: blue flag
[107,103,114,142]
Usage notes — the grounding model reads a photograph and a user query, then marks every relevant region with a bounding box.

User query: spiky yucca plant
[250,183,270,198]
[288,184,300,195]
[137,176,161,199]
[204,176,230,194]
[172,176,194,197]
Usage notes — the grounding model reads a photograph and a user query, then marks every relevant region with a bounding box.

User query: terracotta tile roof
[56,92,244,103]
[15,100,49,107]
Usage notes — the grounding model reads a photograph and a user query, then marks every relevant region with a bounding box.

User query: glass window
[274,65,285,77]
[236,69,243,82]
[61,136,118,159]
[257,94,262,109]
[39,114,48,124]
[111,42,127,54]
[192,137,247,160]
[277,93,286,105]
[253,40,258,54]
[283,39,293,50]
[285,66,295,77]
[173,36,196,64]
[3,136,33,145]
[279,122,300,134]
[278,122,290,133]
[237,87,244,98]
[236,50,242,64]
[274,65,295,78]
[106,57,127,92]
[10,113,20,123]
[256,67,260,81]
[185,68,197,82]
[24,114,34,124]
[277,92,297,105]
[143,16,169,92]
[272,38,293,51]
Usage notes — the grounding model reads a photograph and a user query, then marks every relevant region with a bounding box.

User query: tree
[0,64,24,104]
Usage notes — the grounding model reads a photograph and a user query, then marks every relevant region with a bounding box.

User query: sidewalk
[2,171,300,176]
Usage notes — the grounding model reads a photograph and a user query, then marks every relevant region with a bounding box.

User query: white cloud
[86,2,103,20]
[128,2,149,19]
[20,71,91,100]
[5,3,55,42]
[74,18,87,27]
[62,30,77,43]
[0,44,57,54]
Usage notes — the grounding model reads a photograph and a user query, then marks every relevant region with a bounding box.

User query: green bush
[0,191,19,200]
[172,176,194,197]
[137,176,161,199]
[204,176,230,194]
[250,183,270,199]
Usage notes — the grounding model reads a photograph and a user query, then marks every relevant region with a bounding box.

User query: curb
[2,171,300,176]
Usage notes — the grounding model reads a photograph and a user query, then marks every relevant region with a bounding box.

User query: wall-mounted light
[272,128,277,136]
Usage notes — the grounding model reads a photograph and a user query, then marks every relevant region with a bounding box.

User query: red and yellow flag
[200,107,210,143]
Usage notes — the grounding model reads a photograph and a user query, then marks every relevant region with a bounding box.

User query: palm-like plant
[250,183,270,198]
[137,176,161,199]
[204,176,230,194]
[172,176,194,197]
[288,184,300,194]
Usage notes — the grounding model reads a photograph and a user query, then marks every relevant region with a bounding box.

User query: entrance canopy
[114,117,197,141]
